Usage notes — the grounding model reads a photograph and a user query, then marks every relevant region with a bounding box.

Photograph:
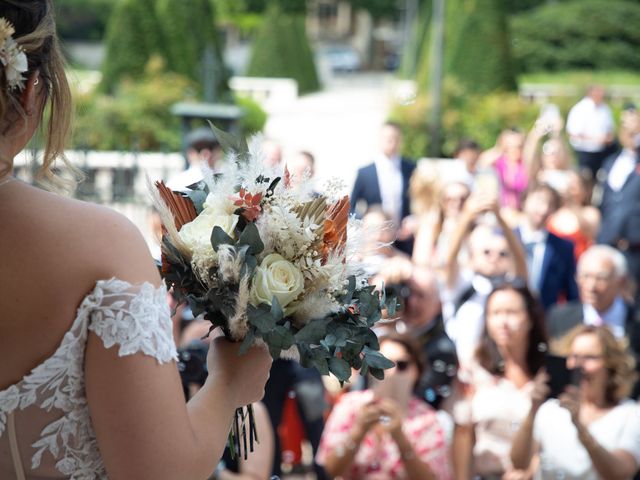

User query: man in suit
[518,183,579,310]
[350,121,416,254]
[597,108,640,295]
[547,245,639,349]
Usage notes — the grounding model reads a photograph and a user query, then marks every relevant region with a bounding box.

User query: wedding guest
[547,169,601,259]
[166,127,222,191]
[517,183,579,310]
[522,110,572,193]
[480,128,528,211]
[350,121,416,255]
[452,283,547,480]
[288,150,315,188]
[596,107,640,294]
[0,2,272,478]
[412,177,471,276]
[511,325,640,479]
[567,85,616,180]
[442,193,527,364]
[317,334,452,479]
[454,138,481,180]
[373,258,458,410]
[262,138,283,168]
[546,245,640,392]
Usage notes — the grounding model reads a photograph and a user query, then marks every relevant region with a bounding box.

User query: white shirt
[583,296,627,339]
[166,165,206,192]
[566,97,614,152]
[534,399,640,480]
[608,148,637,192]
[519,225,548,294]
[374,153,403,227]
[442,273,494,366]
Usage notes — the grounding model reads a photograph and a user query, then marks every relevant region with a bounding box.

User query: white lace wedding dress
[0,279,178,479]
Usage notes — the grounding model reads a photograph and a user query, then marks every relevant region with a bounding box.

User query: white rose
[179,210,239,254]
[250,253,304,311]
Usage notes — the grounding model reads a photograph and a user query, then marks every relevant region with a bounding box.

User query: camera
[177,341,209,398]
[384,281,412,312]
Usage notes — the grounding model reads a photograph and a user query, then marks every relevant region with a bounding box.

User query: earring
[33,78,39,86]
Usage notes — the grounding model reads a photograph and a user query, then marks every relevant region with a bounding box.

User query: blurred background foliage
[54,0,640,155]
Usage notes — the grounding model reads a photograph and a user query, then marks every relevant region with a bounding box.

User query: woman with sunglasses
[452,283,548,480]
[317,333,452,479]
[511,325,640,479]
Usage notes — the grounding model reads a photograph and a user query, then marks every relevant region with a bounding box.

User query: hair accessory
[0,18,28,92]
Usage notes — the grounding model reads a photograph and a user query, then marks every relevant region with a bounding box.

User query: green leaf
[183,189,207,214]
[295,318,330,343]
[363,346,395,369]
[311,355,330,376]
[270,296,283,321]
[369,367,385,380]
[329,357,351,382]
[208,121,250,161]
[265,325,295,350]
[211,226,234,251]
[247,305,276,333]
[238,329,256,355]
[237,222,264,255]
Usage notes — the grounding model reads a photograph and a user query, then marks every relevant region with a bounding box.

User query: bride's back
[0,182,158,391]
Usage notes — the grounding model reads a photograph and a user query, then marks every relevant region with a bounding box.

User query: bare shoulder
[18,186,160,286]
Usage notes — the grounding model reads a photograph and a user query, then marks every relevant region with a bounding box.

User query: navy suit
[517,228,579,310]
[547,300,640,398]
[350,158,416,254]
[597,148,640,290]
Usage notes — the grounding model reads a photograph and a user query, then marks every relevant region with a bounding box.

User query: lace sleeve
[87,279,178,363]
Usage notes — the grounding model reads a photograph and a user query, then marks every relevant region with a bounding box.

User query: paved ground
[263,72,396,194]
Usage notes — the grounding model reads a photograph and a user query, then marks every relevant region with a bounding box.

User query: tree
[101,0,229,99]
[100,0,164,92]
[246,4,320,94]
[415,0,516,94]
[156,0,230,99]
[511,0,640,73]
[445,0,517,93]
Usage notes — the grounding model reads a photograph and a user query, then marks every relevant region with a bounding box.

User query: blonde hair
[0,0,75,189]
[553,325,637,404]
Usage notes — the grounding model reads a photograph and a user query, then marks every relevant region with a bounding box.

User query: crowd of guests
[162,86,640,479]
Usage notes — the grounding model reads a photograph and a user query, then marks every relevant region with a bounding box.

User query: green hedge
[389,79,540,158]
[72,60,267,152]
[246,5,320,94]
[511,0,640,72]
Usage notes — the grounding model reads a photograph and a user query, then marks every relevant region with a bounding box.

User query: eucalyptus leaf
[238,329,256,356]
[363,346,395,369]
[238,222,264,255]
[270,296,284,321]
[369,367,385,380]
[211,226,234,251]
[183,189,207,214]
[247,307,276,333]
[295,318,330,343]
[328,357,351,382]
[208,122,250,161]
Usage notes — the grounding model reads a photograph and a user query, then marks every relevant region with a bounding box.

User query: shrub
[389,79,539,158]
[246,4,320,94]
[236,96,268,135]
[511,0,640,73]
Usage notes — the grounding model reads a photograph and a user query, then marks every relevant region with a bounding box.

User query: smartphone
[474,168,500,199]
[545,354,582,398]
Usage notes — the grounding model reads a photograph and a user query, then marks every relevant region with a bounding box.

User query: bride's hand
[206,333,272,408]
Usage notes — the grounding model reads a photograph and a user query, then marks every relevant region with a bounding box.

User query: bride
[0,1,272,479]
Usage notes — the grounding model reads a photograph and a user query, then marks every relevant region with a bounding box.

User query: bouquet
[152,126,394,457]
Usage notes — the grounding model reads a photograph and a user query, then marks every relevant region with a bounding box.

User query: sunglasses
[483,249,509,258]
[394,360,411,372]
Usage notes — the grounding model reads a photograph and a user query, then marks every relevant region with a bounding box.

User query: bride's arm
[85,213,271,480]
